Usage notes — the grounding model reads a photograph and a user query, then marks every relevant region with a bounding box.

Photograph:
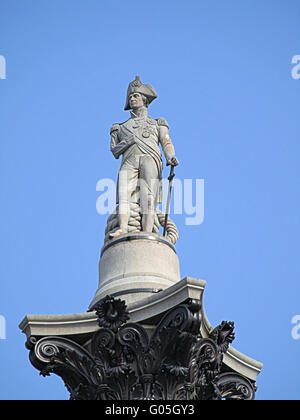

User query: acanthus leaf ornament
[26,296,257,400]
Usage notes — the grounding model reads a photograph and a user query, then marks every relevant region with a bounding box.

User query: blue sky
[0,0,299,400]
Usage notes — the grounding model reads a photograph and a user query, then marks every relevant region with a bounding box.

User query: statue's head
[128,92,148,110]
[124,76,157,111]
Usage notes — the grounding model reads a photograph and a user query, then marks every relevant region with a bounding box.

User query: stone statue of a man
[110,76,179,238]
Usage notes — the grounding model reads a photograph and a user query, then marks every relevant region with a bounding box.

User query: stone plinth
[88,233,180,309]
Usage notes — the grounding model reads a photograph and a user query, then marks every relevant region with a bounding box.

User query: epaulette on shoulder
[156,118,169,128]
[110,123,120,134]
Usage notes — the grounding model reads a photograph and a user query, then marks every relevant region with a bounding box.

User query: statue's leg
[110,164,138,238]
[139,155,159,233]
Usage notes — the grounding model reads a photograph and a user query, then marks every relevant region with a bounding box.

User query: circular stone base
[88,233,181,309]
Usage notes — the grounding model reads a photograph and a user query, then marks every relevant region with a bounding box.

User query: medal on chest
[142,129,150,138]
[131,118,156,139]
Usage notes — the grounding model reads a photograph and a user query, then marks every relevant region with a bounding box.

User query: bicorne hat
[124,76,157,111]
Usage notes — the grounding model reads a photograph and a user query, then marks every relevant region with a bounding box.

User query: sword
[163,164,175,237]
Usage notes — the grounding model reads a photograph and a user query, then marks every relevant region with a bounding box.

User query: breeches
[118,154,160,215]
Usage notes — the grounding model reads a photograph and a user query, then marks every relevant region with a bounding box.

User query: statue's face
[129,92,144,109]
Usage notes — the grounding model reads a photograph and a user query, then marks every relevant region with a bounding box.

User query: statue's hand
[166,156,179,166]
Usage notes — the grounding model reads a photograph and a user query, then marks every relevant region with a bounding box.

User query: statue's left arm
[157,118,179,166]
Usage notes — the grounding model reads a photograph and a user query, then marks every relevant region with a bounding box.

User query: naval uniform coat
[110,113,175,205]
